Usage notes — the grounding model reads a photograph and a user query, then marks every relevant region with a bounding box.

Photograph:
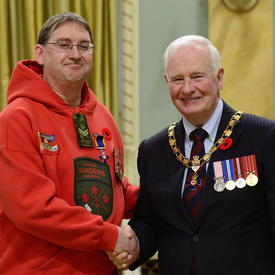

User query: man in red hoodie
[0,12,138,274]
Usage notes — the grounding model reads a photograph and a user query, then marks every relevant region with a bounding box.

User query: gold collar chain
[168,111,243,171]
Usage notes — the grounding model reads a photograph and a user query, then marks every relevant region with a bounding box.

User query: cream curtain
[208,0,273,119]
[0,0,119,122]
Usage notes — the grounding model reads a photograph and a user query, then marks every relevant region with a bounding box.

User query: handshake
[106,225,139,270]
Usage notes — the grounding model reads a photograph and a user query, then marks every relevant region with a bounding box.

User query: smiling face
[35,22,93,88]
[164,43,224,126]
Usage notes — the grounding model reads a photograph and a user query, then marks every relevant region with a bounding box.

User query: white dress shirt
[181,99,223,196]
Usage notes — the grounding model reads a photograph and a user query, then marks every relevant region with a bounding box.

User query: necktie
[184,128,208,275]
[184,128,208,220]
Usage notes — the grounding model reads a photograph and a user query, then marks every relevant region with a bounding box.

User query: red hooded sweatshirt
[0,60,138,274]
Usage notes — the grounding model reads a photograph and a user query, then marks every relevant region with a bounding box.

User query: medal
[214,178,226,192]
[184,155,202,190]
[191,155,200,172]
[244,155,258,187]
[213,161,225,192]
[246,174,258,186]
[187,172,201,190]
[225,180,236,191]
[99,150,109,163]
[94,134,109,163]
[223,159,236,191]
[234,157,246,188]
[213,155,258,192]
[235,177,246,188]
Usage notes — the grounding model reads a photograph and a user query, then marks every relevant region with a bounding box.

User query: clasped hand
[106,225,139,270]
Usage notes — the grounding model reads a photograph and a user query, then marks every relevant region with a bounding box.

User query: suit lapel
[166,119,185,198]
[166,119,194,225]
[195,102,243,228]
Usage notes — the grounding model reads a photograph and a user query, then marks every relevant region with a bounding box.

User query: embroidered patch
[38,132,59,154]
[114,147,124,182]
[74,157,113,220]
[73,113,94,148]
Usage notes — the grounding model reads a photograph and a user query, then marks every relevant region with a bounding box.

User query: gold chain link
[168,111,243,169]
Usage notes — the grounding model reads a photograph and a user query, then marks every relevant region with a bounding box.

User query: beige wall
[209,0,273,119]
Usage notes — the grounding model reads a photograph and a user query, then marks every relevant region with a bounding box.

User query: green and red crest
[74,157,113,220]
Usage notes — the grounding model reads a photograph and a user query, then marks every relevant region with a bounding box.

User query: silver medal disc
[214,181,226,192]
[235,177,246,188]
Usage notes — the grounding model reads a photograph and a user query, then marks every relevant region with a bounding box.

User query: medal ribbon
[252,155,258,177]
[94,135,106,149]
[243,156,249,178]
[234,157,245,179]
[243,155,259,187]
[222,160,229,182]
[213,161,223,181]
[228,159,236,181]
[244,155,256,178]
[246,154,258,176]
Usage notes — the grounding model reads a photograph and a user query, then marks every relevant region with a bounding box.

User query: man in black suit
[109,35,275,274]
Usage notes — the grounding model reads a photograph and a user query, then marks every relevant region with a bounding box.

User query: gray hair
[163,35,221,74]
[37,12,93,45]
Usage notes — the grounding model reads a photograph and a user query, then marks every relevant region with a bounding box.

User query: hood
[7,60,97,114]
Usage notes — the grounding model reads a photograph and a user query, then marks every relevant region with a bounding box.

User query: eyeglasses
[44,40,95,54]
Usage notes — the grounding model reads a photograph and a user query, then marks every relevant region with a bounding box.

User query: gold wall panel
[209,0,273,119]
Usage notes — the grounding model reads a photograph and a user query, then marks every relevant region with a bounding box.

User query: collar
[183,98,223,147]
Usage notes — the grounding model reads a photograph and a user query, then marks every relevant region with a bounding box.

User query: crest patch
[114,147,124,182]
[38,132,59,154]
[73,113,94,148]
[74,157,113,220]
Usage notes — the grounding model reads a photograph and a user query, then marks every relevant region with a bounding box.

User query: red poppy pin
[220,138,232,150]
[102,128,112,140]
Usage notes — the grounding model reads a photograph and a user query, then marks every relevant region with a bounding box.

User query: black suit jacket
[129,102,275,275]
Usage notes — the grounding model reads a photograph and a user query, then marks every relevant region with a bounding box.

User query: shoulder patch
[38,132,59,154]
